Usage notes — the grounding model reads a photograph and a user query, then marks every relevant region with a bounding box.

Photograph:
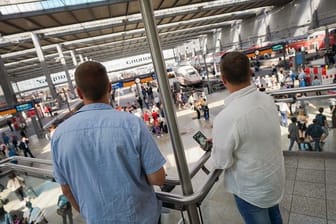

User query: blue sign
[295,53,304,65]
[15,102,34,112]
[111,82,122,89]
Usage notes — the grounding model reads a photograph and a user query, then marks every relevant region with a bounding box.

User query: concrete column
[238,34,243,50]
[266,25,272,41]
[79,54,84,63]
[31,33,60,105]
[215,31,222,52]
[70,50,78,66]
[206,33,215,52]
[0,56,17,106]
[56,44,75,97]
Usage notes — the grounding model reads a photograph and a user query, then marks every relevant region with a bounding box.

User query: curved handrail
[156,169,223,210]
[164,150,211,186]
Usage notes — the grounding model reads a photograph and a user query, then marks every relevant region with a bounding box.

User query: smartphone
[192,131,212,151]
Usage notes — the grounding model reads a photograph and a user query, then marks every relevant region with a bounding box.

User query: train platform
[0,88,335,223]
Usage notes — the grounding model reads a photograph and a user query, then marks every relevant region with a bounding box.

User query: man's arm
[147,167,166,186]
[61,185,80,212]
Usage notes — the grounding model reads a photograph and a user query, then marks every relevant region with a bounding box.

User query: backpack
[315,114,325,126]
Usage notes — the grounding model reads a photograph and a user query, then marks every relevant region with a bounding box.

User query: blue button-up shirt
[51,103,166,224]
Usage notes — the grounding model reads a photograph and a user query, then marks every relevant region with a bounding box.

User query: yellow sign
[0,108,16,116]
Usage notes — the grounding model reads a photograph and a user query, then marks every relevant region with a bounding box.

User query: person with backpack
[57,195,73,224]
[306,119,324,151]
[315,107,328,143]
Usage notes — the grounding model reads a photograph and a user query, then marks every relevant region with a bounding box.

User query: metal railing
[266,84,336,102]
[0,149,221,215]
[267,84,336,95]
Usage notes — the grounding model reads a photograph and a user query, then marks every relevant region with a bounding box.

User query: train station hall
[0,0,336,223]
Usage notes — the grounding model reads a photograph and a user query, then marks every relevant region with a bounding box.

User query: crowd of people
[0,172,73,224]
[0,131,34,162]
[287,106,334,151]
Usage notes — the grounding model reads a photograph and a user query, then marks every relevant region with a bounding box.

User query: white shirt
[212,85,285,208]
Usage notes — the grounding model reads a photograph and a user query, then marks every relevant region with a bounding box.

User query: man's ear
[77,87,84,99]
[108,83,112,93]
[221,75,228,86]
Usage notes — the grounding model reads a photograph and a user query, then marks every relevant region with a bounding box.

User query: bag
[57,207,66,216]
[315,114,325,126]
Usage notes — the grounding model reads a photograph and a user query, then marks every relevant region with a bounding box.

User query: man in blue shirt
[51,61,166,224]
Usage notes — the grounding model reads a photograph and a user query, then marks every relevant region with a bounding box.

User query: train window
[188,71,197,75]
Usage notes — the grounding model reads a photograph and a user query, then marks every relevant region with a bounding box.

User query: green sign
[272,45,283,51]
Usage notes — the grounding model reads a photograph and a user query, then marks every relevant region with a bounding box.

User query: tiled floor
[1,89,335,223]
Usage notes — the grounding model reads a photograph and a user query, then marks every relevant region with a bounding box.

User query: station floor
[0,89,335,224]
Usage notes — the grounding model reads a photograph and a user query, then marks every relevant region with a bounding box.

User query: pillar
[56,44,75,97]
[31,33,61,106]
[0,56,17,106]
[79,54,84,63]
[206,33,216,52]
[70,50,78,66]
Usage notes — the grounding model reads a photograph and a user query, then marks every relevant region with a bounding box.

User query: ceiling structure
[0,0,294,82]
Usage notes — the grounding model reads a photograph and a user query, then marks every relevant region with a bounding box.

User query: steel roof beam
[0,0,132,20]
[0,2,259,48]
[2,18,231,60]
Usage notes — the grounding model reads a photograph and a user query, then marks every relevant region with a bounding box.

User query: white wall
[219,0,336,48]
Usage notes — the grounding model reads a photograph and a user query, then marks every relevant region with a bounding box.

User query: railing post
[138,1,201,223]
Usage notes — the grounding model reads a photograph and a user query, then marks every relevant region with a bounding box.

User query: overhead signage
[15,102,34,112]
[0,109,16,116]
[126,56,152,65]
[272,45,283,51]
[111,82,122,89]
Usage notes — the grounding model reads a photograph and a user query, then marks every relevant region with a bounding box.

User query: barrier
[304,66,336,85]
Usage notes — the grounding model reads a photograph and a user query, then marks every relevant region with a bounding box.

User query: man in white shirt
[211,52,285,224]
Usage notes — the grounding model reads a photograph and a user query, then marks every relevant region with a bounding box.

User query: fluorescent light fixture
[0,0,45,6]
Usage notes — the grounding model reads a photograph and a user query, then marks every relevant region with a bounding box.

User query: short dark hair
[220,52,251,85]
[75,61,109,101]
[318,107,324,113]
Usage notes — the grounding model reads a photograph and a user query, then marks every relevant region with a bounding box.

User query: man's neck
[227,82,251,93]
[83,99,109,105]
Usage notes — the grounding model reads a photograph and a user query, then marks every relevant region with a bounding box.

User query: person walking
[51,61,166,224]
[18,139,34,158]
[211,52,285,224]
[288,117,300,151]
[57,195,73,224]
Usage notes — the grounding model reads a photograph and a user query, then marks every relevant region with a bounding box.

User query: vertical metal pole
[199,38,210,94]
[56,44,75,97]
[283,43,287,70]
[138,1,200,223]
[325,27,330,65]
